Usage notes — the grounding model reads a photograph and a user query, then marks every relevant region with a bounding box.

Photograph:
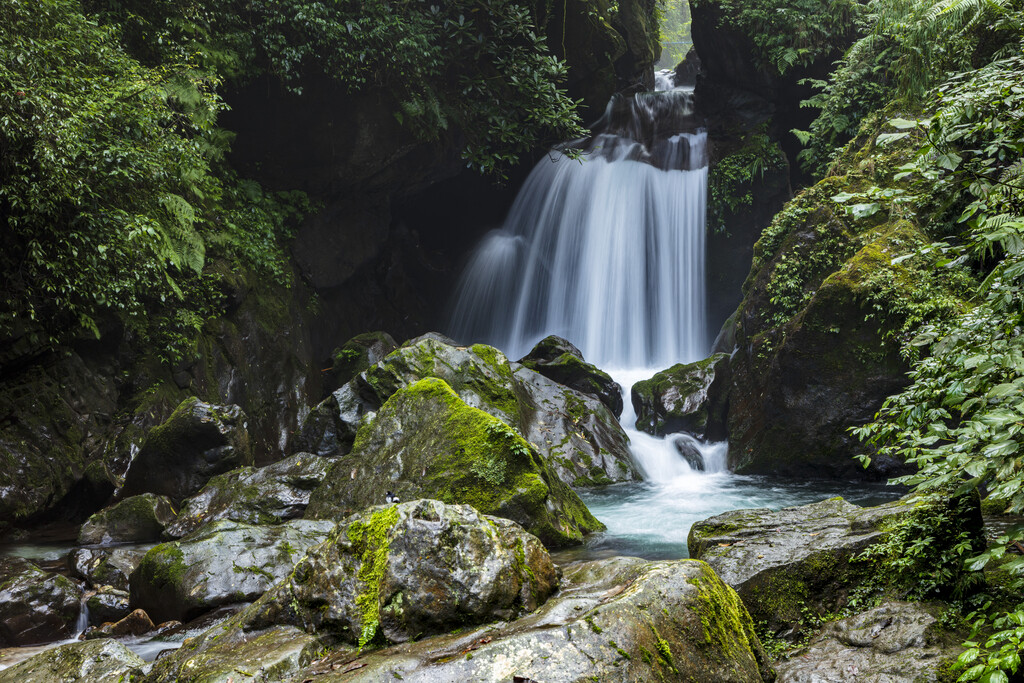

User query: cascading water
[448,82,900,559]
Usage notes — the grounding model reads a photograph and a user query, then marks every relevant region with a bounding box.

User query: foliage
[85,0,588,176]
[854,52,1024,682]
[708,129,787,232]
[0,0,301,360]
[657,0,692,66]
[694,0,863,74]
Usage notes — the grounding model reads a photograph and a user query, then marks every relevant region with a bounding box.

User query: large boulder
[632,353,731,439]
[0,557,82,647]
[77,493,176,544]
[689,497,912,633]
[298,337,638,488]
[305,379,604,547]
[287,557,775,682]
[120,397,252,501]
[85,587,131,625]
[0,638,145,683]
[518,335,624,418]
[68,546,149,592]
[164,452,331,539]
[147,500,559,680]
[774,602,964,682]
[129,518,333,623]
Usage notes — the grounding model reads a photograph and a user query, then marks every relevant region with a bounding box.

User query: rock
[120,397,253,501]
[774,602,964,682]
[0,638,145,683]
[673,435,706,471]
[688,497,912,633]
[325,331,398,394]
[674,46,703,87]
[0,556,82,647]
[252,500,557,647]
[144,623,323,683]
[305,379,604,547]
[518,335,624,417]
[84,608,155,639]
[86,587,130,624]
[632,353,731,439]
[129,518,333,623]
[164,452,332,539]
[77,493,176,544]
[68,546,148,592]
[298,336,637,488]
[286,557,775,682]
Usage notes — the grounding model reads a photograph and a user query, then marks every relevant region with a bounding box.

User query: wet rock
[305,379,604,547]
[164,452,331,539]
[149,500,558,680]
[673,435,706,471]
[290,557,775,682]
[68,546,149,592]
[144,624,323,683]
[325,331,398,394]
[0,638,145,683]
[86,587,130,624]
[518,335,624,417]
[0,556,82,646]
[77,493,176,544]
[84,608,155,639]
[688,497,911,633]
[120,397,252,502]
[632,353,731,439]
[129,518,333,623]
[774,601,964,682]
[298,337,637,487]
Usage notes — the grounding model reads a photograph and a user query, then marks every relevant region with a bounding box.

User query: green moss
[347,505,400,650]
[140,542,188,587]
[685,563,761,669]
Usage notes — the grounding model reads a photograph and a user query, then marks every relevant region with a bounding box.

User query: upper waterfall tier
[448,89,708,368]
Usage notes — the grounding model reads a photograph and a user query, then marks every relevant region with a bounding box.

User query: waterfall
[448,87,708,369]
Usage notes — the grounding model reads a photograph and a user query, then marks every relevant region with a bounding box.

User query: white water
[447,85,901,560]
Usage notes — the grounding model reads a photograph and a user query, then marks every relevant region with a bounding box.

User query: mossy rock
[689,497,914,635]
[69,546,149,592]
[298,336,638,488]
[632,353,731,439]
[0,638,145,683]
[518,335,624,418]
[286,557,774,682]
[164,452,331,538]
[129,518,333,623]
[247,499,558,648]
[325,331,398,394]
[77,493,176,544]
[306,378,604,547]
[120,397,253,502]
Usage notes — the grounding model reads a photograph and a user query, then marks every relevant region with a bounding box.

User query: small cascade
[448,87,708,368]
[654,68,676,92]
[72,594,90,639]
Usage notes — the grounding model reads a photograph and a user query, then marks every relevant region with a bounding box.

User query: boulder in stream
[0,556,82,647]
[85,586,130,624]
[325,331,398,393]
[77,493,176,544]
[774,601,964,682]
[120,397,252,502]
[297,336,638,488]
[305,378,604,547]
[129,518,333,623]
[689,496,911,633]
[632,352,731,439]
[0,638,145,683]
[518,335,624,417]
[164,451,331,539]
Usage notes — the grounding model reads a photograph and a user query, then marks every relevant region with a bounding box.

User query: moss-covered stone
[0,638,145,683]
[77,493,176,544]
[306,378,603,547]
[632,353,731,439]
[0,556,82,647]
[325,331,398,394]
[518,335,624,418]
